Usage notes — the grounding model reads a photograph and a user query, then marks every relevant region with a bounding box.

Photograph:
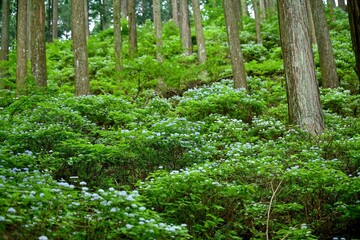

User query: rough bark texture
[305,0,317,45]
[338,0,347,11]
[71,0,90,95]
[172,0,179,25]
[179,0,192,55]
[153,0,163,62]
[85,0,90,39]
[27,0,31,60]
[223,0,247,90]
[310,0,339,88]
[113,0,123,73]
[192,0,206,64]
[252,0,263,45]
[121,0,128,18]
[1,0,10,88]
[52,0,58,40]
[278,0,324,135]
[31,0,48,87]
[348,0,360,83]
[17,0,28,95]
[128,0,137,57]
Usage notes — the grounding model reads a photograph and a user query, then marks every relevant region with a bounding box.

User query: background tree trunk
[113,0,123,74]
[310,0,339,88]
[128,0,137,57]
[179,0,192,55]
[223,0,247,90]
[52,0,58,40]
[121,0,128,18]
[278,0,324,135]
[327,0,336,22]
[192,0,206,64]
[31,0,48,87]
[153,0,163,62]
[0,0,10,88]
[306,0,317,45]
[71,0,90,95]
[172,0,179,25]
[348,0,360,84]
[17,0,28,95]
[26,0,31,60]
[241,0,249,17]
[85,0,90,39]
[338,0,347,11]
[251,0,263,45]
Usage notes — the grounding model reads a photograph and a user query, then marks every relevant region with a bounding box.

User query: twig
[266,178,284,240]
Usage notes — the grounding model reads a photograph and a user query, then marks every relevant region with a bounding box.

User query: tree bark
[172,0,179,25]
[252,0,263,45]
[153,0,163,62]
[113,0,123,74]
[192,0,206,64]
[1,0,10,88]
[278,0,324,135]
[305,0,317,45]
[338,0,347,11]
[31,0,48,87]
[348,0,360,84]
[85,0,90,39]
[327,0,336,22]
[223,0,247,90]
[310,0,339,88]
[241,0,249,17]
[121,0,128,18]
[71,0,90,95]
[179,0,192,55]
[128,0,137,57]
[52,0,58,40]
[17,0,28,95]
[26,0,31,60]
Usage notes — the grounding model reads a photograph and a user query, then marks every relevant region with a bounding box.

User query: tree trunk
[327,0,336,22]
[223,0,247,90]
[278,0,324,135]
[179,0,192,55]
[252,0,263,45]
[172,0,179,25]
[128,0,137,57]
[52,0,58,40]
[306,0,317,45]
[113,0,123,74]
[1,0,10,88]
[310,0,339,88]
[121,0,128,18]
[153,0,163,62]
[101,0,108,30]
[259,0,265,19]
[192,0,206,64]
[338,0,347,11]
[348,0,360,84]
[26,0,31,60]
[85,0,89,39]
[17,0,28,95]
[31,0,48,87]
[241,0,249,17]
[71,0,90,95]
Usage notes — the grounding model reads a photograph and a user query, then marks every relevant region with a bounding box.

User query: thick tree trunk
[31,0,48,87]
[52,0,58,40]
[153,0,163,62]
[348,0,360,84]
[128,0,137,57]
[71,0,90,95]
[192,0,206,64]
[17,0,28,95]
[223,0,247,90]
[310,0,339,88]
[179,0,192,55]
[252,0,263,45]
[278,0,324,135]
[172,0,179,25]
[306,0,317,45]
[113,0,123,73]
[1,0,10,88]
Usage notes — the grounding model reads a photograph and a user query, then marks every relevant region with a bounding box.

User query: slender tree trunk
[338,0,347,11]
[172,0,179,25]
[128,0,137,57]
[310,0,339,88]
[121,0,128,18]
[327,0,336,22]
[192,0,206,64]
[114,0,123,74]
[223,0,247,90]
[85,0,89,39]
[47,0,52,42]
[179,0,192,55]
[52,0,58,40]
[71,0,90,95]
[102,0,108,30]
[241,0,249,17]
[306,0,317,45]
[252,0,263,45]
[259,0,265,19]
[17,0,28,95]
[31,0,48,87]
[348,0,360,84]
[26,0,31,60]
[153,0,163,62]
[278,0,324,135]
[1,0,10,88]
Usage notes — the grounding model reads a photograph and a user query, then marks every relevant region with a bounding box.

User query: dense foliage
[0,7,359,240]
